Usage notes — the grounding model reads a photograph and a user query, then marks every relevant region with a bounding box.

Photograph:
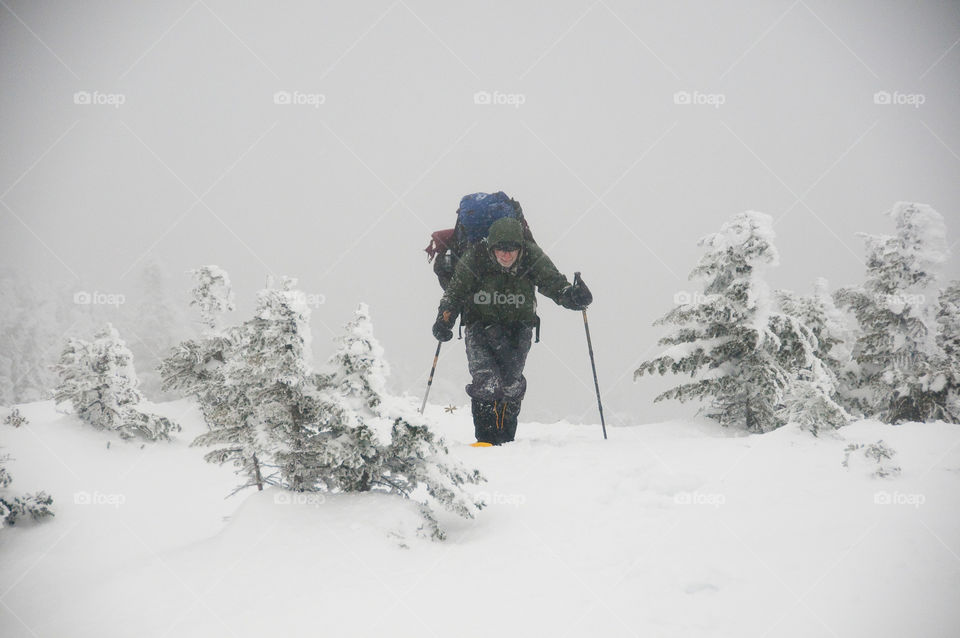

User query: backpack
[425,192,535,290]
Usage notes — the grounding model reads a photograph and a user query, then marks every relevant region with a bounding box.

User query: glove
[560,276,593,310]
[432,309,456,342]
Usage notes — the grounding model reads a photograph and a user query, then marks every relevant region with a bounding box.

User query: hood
[486,217,524,249]
[486,218,525,272]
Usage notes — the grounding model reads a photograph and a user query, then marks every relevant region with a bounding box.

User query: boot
[471,399,499,445]
[498,400,522,443]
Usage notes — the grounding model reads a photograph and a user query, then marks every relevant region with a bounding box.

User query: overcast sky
[2,0,958,425]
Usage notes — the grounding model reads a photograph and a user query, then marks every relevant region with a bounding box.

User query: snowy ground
[1,399,958,638]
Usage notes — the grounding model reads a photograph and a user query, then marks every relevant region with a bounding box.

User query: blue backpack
[425,192,534,290]
[456,192,520,242]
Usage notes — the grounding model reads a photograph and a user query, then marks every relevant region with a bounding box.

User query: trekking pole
[419,340,443,414]
[575,272,607,439]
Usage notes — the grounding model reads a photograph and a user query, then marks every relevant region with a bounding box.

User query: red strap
[424,228,456,262]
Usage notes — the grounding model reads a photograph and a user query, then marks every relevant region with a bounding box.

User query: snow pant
[464,323,533,444]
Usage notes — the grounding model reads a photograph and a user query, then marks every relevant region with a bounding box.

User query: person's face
[494,247,520,268]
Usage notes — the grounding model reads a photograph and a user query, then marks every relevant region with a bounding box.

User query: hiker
[431,216,593,446]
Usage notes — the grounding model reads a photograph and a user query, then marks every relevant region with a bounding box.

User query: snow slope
[1,399,958,637]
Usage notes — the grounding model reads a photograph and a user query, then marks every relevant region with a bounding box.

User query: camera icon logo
[274,492,292,505]
[74,491,92,505]
[274,90,292,105]
[673,91,692,105]
[73,91,92,105]
[474,290,492,305]
[873,91,892,105]
[873,491,892,505]
[673,290,692,305]
[474,91,492,105]
[74,291,92,305]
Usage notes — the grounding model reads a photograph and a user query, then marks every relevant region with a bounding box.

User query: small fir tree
[772,283,853,433]
[319,303,484,539]
[1,451,54,527]
[160,265,238,428]
[836,202,952,423]
[934,281,960,422]
[54,324,179,441]
[190,265,236,332]
[635,211,792,432]
[4,408,28,428]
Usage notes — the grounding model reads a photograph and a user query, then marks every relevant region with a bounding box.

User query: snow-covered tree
[836,202,953,423]
[780,378,851,435]
[938,281,960,361]
[766,312,851,434]
[635,211,792,433]
[190,276,329,493]
[772,280,855,432]
[842,440,901,478]
[3,408,28,428]
[1,450,53,528]
[318,303,484,538]
[189,265,235,332]
[182,272,483,537]
[201,277,325,493]
[935,281,960,421]
[54,324,180,441]
[160,265,238,427]
[775,279,853,381]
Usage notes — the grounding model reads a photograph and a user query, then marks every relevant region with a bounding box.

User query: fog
[2,0,958,423]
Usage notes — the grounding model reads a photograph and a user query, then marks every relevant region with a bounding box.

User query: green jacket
[438,240,571,326]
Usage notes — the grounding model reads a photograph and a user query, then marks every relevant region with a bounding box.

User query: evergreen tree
[179,273,484,538]
[189,276,327,494]
[775,280,850,380]
[190,265,236,332]
[4,408,28,428]
[780,377,851,435]
[160,265,238,428]
[188,370,267,493]
[218,277,324,492]
[1,450,54,528]
[772,280,854,432]
[934,281,960,421]
[53,324,179,441]
[319,303,484,539]
[836,202,952,423]
[767,311,851,434]
[635,211,792,432]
